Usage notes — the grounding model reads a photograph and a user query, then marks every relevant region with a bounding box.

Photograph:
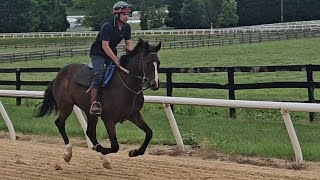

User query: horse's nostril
[152,83,159,90]
[149,82,156,88]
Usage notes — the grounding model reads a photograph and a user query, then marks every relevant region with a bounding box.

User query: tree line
[167,0,320,29]
[1,0,320,33]
[0,0,69,33]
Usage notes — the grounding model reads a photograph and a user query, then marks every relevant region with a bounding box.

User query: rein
[118,52,157,116]
[118,52,157,95]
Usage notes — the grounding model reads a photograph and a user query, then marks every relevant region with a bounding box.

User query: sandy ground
[1,132,320,180]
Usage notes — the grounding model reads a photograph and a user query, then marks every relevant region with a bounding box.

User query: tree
[283,0,320,22]
[0,0,33,33]
[78,0,117,30]
[147,6,166,29]
[63,0,73,7]
[216,0,238,27]
[128,0,158,30]
[237,0,320,26]
[165,0,184,28]
[201,0,222,28]
[30,0,69,32]
[180,0,204,29]
[72,0,86,8]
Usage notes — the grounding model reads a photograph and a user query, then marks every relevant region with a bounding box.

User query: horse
[35,38,161,168]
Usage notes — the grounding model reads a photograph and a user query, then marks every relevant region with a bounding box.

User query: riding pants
[90,55,113,89]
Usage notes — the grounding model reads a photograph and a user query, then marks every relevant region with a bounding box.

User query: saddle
[75,63,116,87]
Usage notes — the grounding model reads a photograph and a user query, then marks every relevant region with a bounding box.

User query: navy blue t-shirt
[90,16,131,58]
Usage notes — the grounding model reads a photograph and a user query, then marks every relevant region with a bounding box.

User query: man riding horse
[89,1,133,115]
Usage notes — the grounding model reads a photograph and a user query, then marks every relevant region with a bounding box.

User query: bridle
[118,51,158,116]
[118,52,158,95]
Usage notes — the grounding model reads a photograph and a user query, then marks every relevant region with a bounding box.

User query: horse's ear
[144,41,149,51]
[137,38,144,48]
[155,41,161,52]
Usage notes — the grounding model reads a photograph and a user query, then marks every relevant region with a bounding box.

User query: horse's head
[139,39,161,90]
[121,38,161,91]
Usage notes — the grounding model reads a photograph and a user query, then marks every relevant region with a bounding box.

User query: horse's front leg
[93,118,119,169]
[95,118,119,155]
[128,112,153,157]
[86,115,114,169]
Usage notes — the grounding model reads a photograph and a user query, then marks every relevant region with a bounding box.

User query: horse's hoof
[63,154,72,162]
[103,162,112,169]
[100,154,111,169]
[129,150,140,157]
[92,144,102,151]
[64,144,73,162]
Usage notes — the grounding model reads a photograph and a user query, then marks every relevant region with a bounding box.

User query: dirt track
[1,137,320,180]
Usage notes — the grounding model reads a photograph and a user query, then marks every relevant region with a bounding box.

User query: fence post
[166,68,173,97]
[306,65,315,122]
[259,32,262,43]
[166,68,174,111]
[241,32,244,44]
[227,67,236,118]
[15,69,21,106]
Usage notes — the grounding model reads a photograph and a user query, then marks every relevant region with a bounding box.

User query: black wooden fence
[1,64,319,121]
[2,29,320,63]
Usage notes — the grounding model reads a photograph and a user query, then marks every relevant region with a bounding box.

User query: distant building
[67,16,84,28]
[131,11,140,20]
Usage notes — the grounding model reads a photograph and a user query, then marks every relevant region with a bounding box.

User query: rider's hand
[115,59,120,67]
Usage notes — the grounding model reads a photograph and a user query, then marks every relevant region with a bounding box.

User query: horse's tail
[34,79,58,117]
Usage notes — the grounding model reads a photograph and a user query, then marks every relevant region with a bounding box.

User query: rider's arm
[125,39,133,51]
[124,24,133,51]
[102,40,120,65]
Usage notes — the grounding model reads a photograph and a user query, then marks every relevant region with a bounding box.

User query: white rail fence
[1,90,320,165]
[1,20,320,38]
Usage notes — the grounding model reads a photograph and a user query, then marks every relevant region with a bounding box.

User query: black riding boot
[90,88,102,115]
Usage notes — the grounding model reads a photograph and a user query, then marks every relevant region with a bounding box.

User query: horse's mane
[119,40,144,67]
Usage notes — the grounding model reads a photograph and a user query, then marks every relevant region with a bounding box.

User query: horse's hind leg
[128,112,153,157]
[55,105,73,162]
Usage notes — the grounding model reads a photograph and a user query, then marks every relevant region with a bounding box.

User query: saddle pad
[74,63,116,87]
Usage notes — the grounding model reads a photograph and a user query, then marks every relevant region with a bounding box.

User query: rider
[89,1,133,115]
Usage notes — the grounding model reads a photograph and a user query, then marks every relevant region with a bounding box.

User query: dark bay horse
[35,39,161,168]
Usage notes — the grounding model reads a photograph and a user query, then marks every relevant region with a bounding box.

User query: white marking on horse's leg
[153,62,159,88]
[100,153,111,169]
[63,144,73,162]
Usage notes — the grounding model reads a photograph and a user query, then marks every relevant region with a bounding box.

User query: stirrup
[90,101,102,115]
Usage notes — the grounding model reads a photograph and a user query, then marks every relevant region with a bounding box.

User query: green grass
[0,46,90,54]
[1,37,320,162]
[0,34,213,54]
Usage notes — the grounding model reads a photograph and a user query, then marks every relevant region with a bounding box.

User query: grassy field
[1,37,320,162]
[0,34,214,54]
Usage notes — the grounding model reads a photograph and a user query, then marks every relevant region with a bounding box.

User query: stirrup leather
[90,101,102,115]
